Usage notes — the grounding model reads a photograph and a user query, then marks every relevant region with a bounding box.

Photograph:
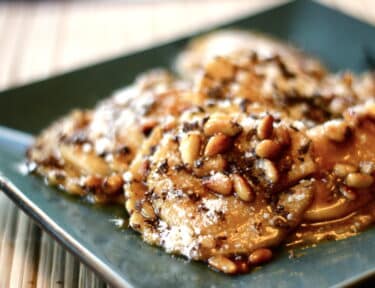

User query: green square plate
[1,1,375,287]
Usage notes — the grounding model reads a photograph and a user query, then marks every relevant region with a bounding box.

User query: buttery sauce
[290,119,375,246]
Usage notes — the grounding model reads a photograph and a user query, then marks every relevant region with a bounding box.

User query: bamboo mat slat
[0,1,374,287]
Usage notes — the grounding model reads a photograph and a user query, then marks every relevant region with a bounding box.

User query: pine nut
[255,140,281,159]
[287,159,316,183]
[103,174,124,194]
[203,172,233,195]
[179,132,201,166]
[126,198,136,214]
[360,161,375,175]
[333,163,357,178]
[84,175,103,191]
[356,101,375,120]
[205,57,235,81]
[47,170,66,186]
[232,174,254,202]
[345,173,374,188]
[257,115,274,140]
[141,202,156,220]
[140,119,159,135]
[340,185,357,200]
[323,120,350,142]
[204,113,242,136]
[275,126,291,146]
[60,144,110,176]
[84,175,102,190]
[200,236,216,249]
[249,248,272,265]
[193,156,227,177]
[208,256,237,274]
[65,179,85,195]
[204,134,232,156]
[259,159,279,183]
[129,212,145,231]
[130,157,150,180]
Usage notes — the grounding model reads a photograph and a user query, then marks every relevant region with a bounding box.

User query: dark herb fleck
[194,159,203,168]
[298,140,311,155]
[117,146,131,155]
[182,121,199,132]
[156,159,169,174]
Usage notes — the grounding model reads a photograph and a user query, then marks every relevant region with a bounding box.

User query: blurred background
[0,0,375,287]
[1,0,375,91]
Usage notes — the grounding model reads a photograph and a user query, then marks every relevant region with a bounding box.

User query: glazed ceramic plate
[1,1,375,287]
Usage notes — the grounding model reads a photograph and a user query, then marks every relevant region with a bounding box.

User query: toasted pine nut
[126,198,136,214]
[275,126,291,146]
[60,144,110,176]
[355,101,375,120]
[333,163,357,178]
[204,134,231,156]
[366,104,375,119]
[103,174,124,194]
[84,175,102,189]
[199,236,216,249]
[179,132,201,166]
[249,248,272,265]
[255,140,281,159]
[203,172,233,195]
[195,74,216,95]
[232,174,254,202]
[340,185,357,200]
[205,57,235,81]
[141,202,156,220]
[204,113,242,136]
[65,179,85,196]
[323,120,350,142]
[129,212,145,231]
[259,159,279,183]
[208,256,237,274]
[345,173,374,188]
[140,119,159,134]
[342,72,353,86]
[193,156,227,177]
[287,159,316,183]
[257,115,274,140]
[47,170,66,186]
[360,161,375,175]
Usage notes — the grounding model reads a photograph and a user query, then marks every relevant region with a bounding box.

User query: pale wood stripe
[0,4,9,38]
[0,200,19,287]
[16,2,61,85]
[49,242,66,287]
[78,265,106,288]
[9,212,39,288]
[63,252,80,287]
[36,233,54,288]
[0,3,26,88]
[19,216,40,288]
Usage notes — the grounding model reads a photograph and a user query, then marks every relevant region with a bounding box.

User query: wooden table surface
[0,1,374,287]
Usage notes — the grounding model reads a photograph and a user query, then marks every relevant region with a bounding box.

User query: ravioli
[125,105,316,272]
[27,70,193,203]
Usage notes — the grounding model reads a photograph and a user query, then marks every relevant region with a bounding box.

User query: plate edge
[0,176,133,288]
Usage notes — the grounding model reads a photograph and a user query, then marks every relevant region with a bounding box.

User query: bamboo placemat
[0,1,374,287]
